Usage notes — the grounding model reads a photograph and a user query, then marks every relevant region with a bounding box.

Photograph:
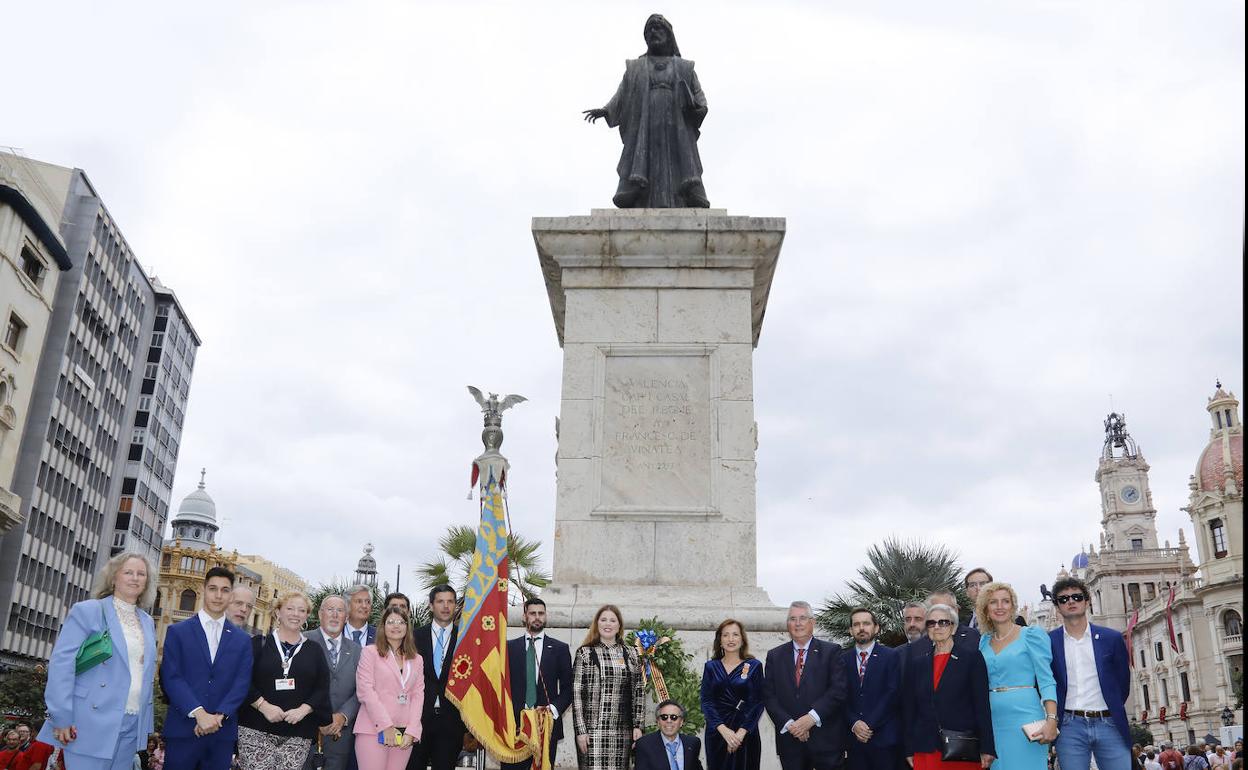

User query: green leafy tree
[624,618,705,736]
[1129,720,1154,747]
[414,525,550,606]
[817,537,968,646]
[306,581,407,631]
[0,664,48,731]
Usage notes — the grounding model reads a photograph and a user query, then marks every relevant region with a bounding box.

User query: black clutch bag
[939,727,981,763]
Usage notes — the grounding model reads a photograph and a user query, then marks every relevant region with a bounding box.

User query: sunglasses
[657,714,683,722]
[925,619,955,628]
[1055,594,1087,605]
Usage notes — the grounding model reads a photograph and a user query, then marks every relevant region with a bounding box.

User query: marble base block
[534,209,787,634]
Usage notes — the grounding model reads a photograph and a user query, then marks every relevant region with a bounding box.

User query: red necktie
[795,647,806,686]
[859,651,869,682]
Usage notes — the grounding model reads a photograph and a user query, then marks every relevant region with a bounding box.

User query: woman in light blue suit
[37,551,158,770]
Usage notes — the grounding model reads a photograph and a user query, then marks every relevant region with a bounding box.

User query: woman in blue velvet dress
[700,619,765,770]
[977,583,1059,770]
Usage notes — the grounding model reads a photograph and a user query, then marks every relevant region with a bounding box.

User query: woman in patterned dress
[238,591,332,770]
[572,605,646,770]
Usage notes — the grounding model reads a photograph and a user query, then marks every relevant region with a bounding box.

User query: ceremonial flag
[1126,608,1140,668]
[1166,584,1179,652]
[444,473,549,767]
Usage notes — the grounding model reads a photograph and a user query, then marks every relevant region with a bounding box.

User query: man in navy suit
[634,700,705,770]
[763,601,848,770]
[501,598,573,770]
[161,567,254,770]
[344,584,376,646]
[1048,577,1132,770]
[841,609,900,770]
[408,584,465,770]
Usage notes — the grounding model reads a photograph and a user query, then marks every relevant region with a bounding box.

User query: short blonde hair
[92,552,157,609]
[271,590,311,620]
[975,581,1019,630]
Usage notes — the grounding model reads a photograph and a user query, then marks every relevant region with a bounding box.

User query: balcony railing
[1222,633,1243,652]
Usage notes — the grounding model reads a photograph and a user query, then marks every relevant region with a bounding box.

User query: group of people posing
[26,555,1150,770]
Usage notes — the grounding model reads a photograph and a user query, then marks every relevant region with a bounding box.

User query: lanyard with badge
[274,632,305,691]
[391,652,413,705]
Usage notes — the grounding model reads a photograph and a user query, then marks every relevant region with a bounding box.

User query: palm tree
[817,537,968,646]
[414,524,550,606]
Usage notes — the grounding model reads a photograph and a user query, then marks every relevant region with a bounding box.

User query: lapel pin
[1094,634,1099,640]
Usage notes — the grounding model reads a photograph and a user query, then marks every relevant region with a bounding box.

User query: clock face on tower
[1120,485,1140,504]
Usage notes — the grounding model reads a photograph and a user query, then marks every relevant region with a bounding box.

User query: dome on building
[1071,552,1089,569]
[173,469,217,527]
[1197,384,1243,494]
[357,543,377,573]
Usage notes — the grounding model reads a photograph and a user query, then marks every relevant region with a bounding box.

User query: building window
[20,246,46,287]
[1225,409,1234,428]
[1210,519,1227,558]
[1127,583,1142,609]
[1177,632,1185,653]
[178,589,197,612]
[1142,684,1151,712]
[1144,583,1156,601]
[1180,671,1191,702]
[1155,641,1164,662]
[1225,610,1243,637]
[3,312,28,353]
[1131,538,1144,551]
[1139,649,1147,669]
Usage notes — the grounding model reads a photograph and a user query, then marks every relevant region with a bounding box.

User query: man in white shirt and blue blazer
[160,567,254,770]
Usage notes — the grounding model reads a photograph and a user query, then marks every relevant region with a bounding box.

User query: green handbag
[74,604,113,675]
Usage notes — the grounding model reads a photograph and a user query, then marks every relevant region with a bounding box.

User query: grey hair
[902,600,926,613]
[343,584,371,602]
[232,584,256,599]
[92,551,157,609]
[788,601,813,614]
[926,603,959,623]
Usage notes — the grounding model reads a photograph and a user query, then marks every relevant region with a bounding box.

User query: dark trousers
[499,739,558,770]
[847,742,897,770]
[163,734,236,770]
[405,712,466,770]
[777,734,844,770]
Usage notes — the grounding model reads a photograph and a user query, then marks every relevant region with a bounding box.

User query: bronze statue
[583,14,710,208]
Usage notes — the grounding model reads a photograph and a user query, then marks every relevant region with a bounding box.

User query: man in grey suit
[303,595,362,770]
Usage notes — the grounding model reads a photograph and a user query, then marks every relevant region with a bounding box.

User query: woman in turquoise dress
[977,583,1059,770]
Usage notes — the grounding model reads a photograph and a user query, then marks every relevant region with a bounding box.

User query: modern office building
[107,270,199,565]
[0,153,198,667]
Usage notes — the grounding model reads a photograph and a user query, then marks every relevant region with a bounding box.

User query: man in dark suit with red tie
[501,597,573,770]
[763,601,849,770]
[841,609,901,770]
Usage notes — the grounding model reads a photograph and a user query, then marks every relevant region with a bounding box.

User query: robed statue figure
[583,14,711,209]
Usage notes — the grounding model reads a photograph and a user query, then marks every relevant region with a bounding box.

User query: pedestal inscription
[601,352,711,511]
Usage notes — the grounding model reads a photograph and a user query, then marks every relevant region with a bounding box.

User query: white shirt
[346,623,369,645]
[524,632,545,667]
[197,610,224,663]
[854,641,876,679]
[114,598,145,714]
[432,620,453,707]
[1063,627,1109,711]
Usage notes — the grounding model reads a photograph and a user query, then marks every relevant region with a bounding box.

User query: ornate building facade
[1035,386,1244,744]
[154,474,308,653]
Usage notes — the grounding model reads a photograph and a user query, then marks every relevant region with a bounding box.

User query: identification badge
[275,678,296,691]
[398,693,408,705]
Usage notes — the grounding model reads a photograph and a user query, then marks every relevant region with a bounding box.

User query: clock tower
[1095,412,1160,551]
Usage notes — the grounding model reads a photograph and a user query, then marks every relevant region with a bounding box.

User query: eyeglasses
[1055,594,1087,605]
[925,619,955,628]
[787,615,812,623]
[657,713,683,721]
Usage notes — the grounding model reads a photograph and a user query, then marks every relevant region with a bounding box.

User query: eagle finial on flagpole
[466,386,526,499]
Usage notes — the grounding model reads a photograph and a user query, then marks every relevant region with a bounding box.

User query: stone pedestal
[532,209,787,632]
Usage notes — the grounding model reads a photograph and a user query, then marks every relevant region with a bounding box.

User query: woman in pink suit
[354,606,425,770]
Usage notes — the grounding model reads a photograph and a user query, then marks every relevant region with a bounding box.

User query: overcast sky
[5,1,1243,619]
